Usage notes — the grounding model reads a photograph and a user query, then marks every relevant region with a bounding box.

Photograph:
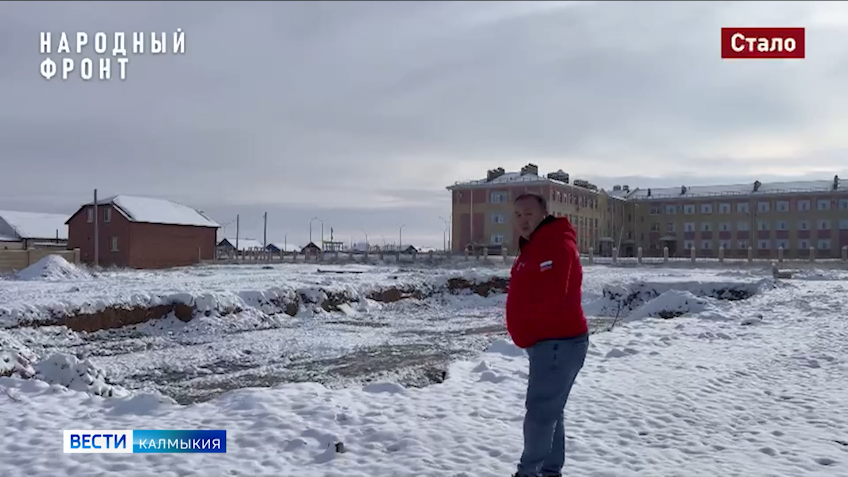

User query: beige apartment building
[447,166,848,259]
[446,164,629,255]
[618,177,848,259]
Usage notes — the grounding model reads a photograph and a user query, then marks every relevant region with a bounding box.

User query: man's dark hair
[514,192,547,211]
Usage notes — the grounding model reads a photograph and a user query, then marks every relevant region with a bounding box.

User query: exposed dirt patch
[9,276,510,334]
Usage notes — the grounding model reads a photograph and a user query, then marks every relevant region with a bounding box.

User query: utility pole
[93,189,99,267]
[439,216,449,253]
[236,214,240,252]
[399,224,407,250]
[470,189,474,251]
[263,212,268,249]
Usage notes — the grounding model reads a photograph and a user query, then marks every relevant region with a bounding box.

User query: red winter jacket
[506,215,588,349]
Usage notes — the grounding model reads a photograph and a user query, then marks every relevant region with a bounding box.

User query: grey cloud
[2,1,846,247]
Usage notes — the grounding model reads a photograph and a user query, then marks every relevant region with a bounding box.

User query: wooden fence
[0,248,81,273]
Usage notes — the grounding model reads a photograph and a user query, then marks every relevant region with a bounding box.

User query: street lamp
[310,216,324,246]
[399,224,407,250]
[439,216,449,252]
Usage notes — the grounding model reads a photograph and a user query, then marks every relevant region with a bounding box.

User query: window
[798,220,809,230]
[736,221,750,231]
[701,240,712,250]
[719,222,731,231]
[491,233,504,245]
[104,208,111,222]
[817,199,831,211]
[777,240,789,250]
[819,220,831,230]
[757,201,770,213]
[840,199,848,209]
[799,240,809,250]
[666,222,675,232]
[110,236,119,252]
[701,222,712,232]
[737,202,750,213]
[840,219,848,230]
[719,240,730,250]
[87,208,94,223]
[650,206,661,215]
[490,192,507,203]
[665,205,677,214]
[650,223,660,232]
[818,240,831,250]
[719,203,731,214]
[798,200,810,211]
[738,240,749,250]
[684,240,694,250]
[491,213,505,224]
[684,222,695,232]
[758,220,770,231]
[776,200,790,212]
[758,240,771,250]
[701,203,713,214]
[684,205,695,214]
[777,221,788,231]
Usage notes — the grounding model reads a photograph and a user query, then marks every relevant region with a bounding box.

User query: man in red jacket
[507,192,589,477]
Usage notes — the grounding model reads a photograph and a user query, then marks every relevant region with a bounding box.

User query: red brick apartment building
[447,164,629,255]
[67,195,219,269]
[448,166,848,259]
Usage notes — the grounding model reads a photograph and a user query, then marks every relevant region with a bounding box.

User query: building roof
[73,195,219,228]
[218,238,264,251]
[0,210,69,240]
[625,178,844,201]
[267,242,300,252]
[448,171,565,190]
[446,169,622,199]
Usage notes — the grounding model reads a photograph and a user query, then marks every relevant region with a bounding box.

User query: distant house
[266,242,300,254]
[0,210,69,250]
[349,242,371,253]
[217,238,265,255]
[66,195,219,269]
[401,245,419,254]
[301,242,321,257]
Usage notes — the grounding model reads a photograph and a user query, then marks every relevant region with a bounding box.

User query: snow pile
[0,269,510,329]
[0,331,35,378]
[587,278,774,318]
[33,353,128,398]
[627,289,713,320]
[13,255,91,282]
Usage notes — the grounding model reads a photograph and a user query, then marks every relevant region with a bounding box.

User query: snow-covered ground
[1,259,847,476]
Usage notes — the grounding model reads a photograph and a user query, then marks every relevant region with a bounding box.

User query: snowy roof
[76,195,219,228]
[448,171,562,190]
[446,170,616,198]
[267,242,300,252]
[218,238,265,251]
[0,210,69,240]
[626,178,844,201]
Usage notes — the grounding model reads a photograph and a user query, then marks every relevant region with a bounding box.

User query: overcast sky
[2,1,847,247]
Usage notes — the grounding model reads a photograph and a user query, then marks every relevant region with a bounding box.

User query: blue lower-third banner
[63,430,227,453]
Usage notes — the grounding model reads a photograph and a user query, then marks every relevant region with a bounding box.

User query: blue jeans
[516,334,589,477]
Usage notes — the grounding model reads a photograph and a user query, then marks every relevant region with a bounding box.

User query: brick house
[66,195,219,269]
